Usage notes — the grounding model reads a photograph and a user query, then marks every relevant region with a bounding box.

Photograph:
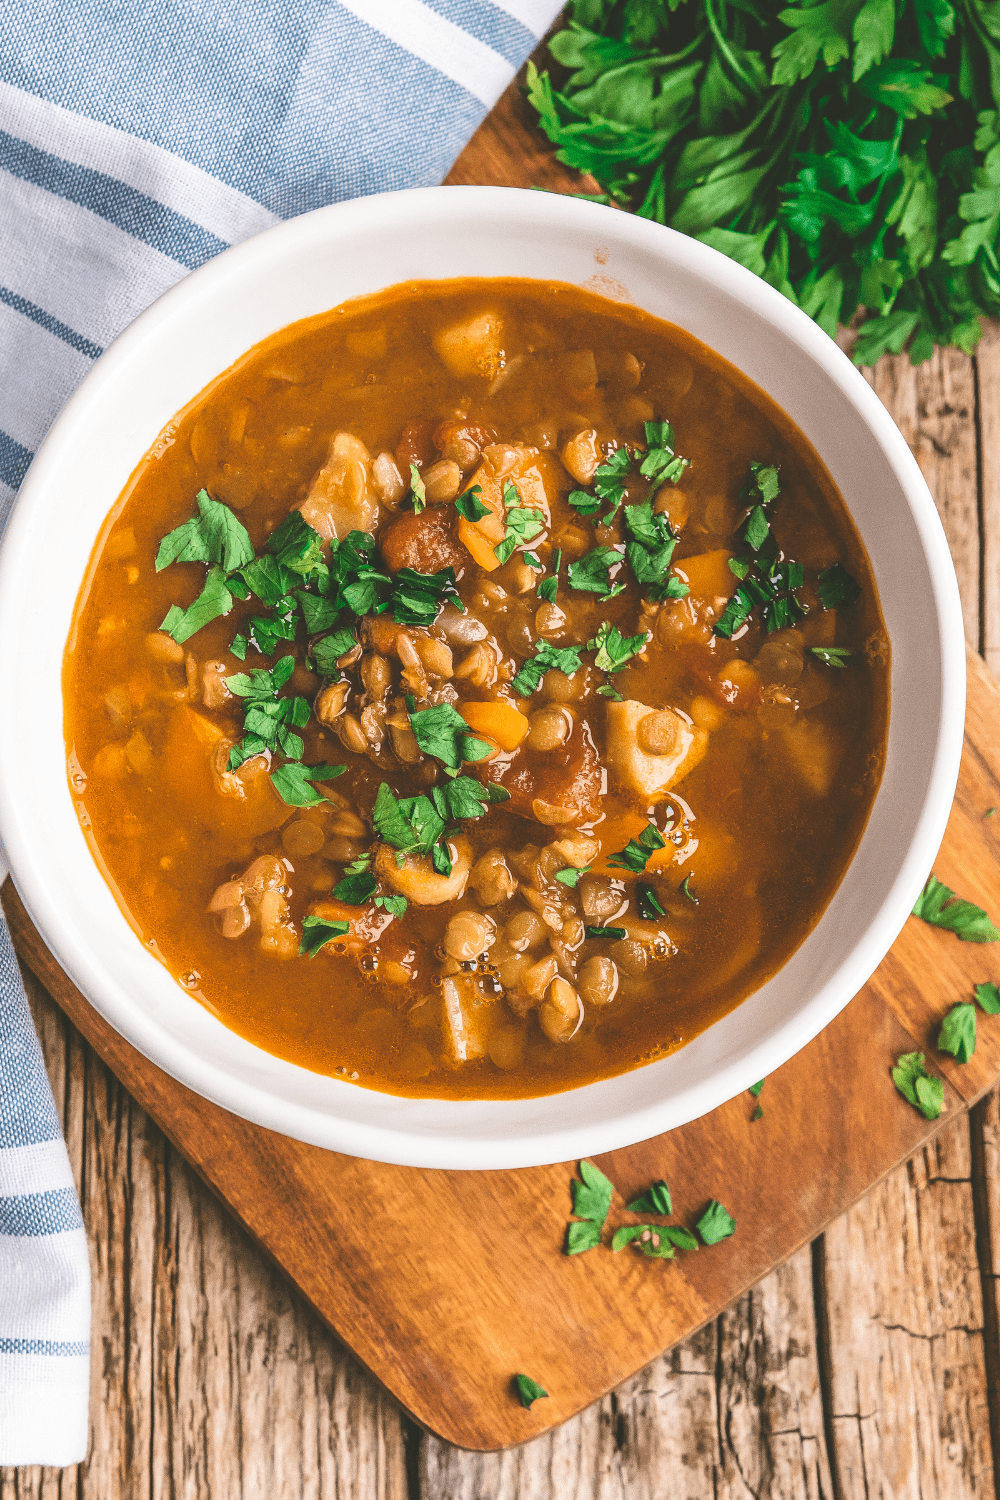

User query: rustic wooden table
[6,52,1000,1500]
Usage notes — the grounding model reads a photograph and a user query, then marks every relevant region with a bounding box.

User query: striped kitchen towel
[0,0,562,1466]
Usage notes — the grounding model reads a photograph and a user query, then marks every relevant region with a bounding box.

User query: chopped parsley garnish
[322,532,462,627]
[892,1051,943,1120]
[976,982,1000,1014]
[408,703,493,769]
[591,446,631,522]
[555,865,589,888]
[597,683,623,700]
[371,778,506,874]
[627,1180,672,1215]
[810,646,852,669]
[375,893,408,917]
[817,562,862,609]
[537,547,561,603]
[567,545,625,599]
[494,480,545,566]
[225,656,310,765]
[568,487,602,518]
[585,925,628,940]
[696,1201,737,1246]
[639,420,689,486]
[523,551,542,569]
[310,627,358,676]
[728,557,752,580]
[938,1002,976,1063]
[267,510,328,581]
[455,484,489,522]
[636,882,665,919]
[608,823,665,873]
[623,502,687,601]
[565,1159,614,1254]
[409,463,426,514]
[333,867,379,905]
[515,1374,549,1409]
[389,567,464,627]
[743,505,770,552]
[155,489,254,574]
[269,761,344,807]
[987,808,998,819]
[298,915,350,957]
[912,875,1000,942]
[588,621,648,673]
[680,875,698,905]
[510,642,584,697]
[744,463,780,507]
[160,565,235,643]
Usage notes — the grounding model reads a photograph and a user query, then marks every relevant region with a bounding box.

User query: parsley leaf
[608,823,665,873]
[567,545,625,599]
[409,463,426,514]
[912,875,1000,942]
[155,489,254,574]
[333,868,378,905]
[744,462,781,507]
[510,642,584,697]
[494,480,545,566]
[810,645,852,668]
[749,1079,766,1098]
[270,761,344,807]
[566,1159,615,1254]
[892,1051,944,1119]
[817,562,862,609]
[159,564,234,643]
[298,915,350,957]
[409,703,493,769]
[636,882,666,919]
[555,865,590,888]
[680,875,699,904]
[515,1374,549,1409]
[538,547,562,603]
[588,621,649,673]
[267,511,327,580]
[455,484,489,522]
[389,566,463,627]
[627,1180,672,1215]
[585,925,628,940]
[975,982,1000,1014]
[939,1002,976,1063]
[639,420,689,486]
[696,1201,737,1246]
[310,628,358,675]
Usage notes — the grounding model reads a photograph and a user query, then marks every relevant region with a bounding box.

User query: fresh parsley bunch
[528,0,1000,365]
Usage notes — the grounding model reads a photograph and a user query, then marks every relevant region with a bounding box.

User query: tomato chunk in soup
[63,279,889,1100]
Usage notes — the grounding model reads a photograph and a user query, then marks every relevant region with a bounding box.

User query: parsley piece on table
[515,1374,549,1409]
[409,463,426,514]
[912,875,1000,942]
[639,419,688,486]
[696,1201,737,1246]
[589,621,649,673]
[455,484,489,522]
[270,761,344,807]
[510,642,584,697]
[537,547,562,603]
[817,563,862,609]
[892,1051,944,1120]
[494,480,545,566]
[680,875,698,904]
[611,1224,689,1257]
[608,824,665,873]
[986,808,998,819]
[409,703,493,770]
[636,882,665,919]
[566,1159,615,1254]
[939,1002,976,1063]
[555,865,590,888]
[975,982,1000,1014]
[627,1179,672,1215]
[749,1080,765,1098]
[298,915,350,957]
[567,545,625,600]
[155,489,254,574]
[810,646,852,668]
[160,564,234,643]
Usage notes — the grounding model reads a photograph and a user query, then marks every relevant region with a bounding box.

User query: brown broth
[63,278,890,1099]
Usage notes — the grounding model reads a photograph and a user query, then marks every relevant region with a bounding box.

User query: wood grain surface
[6,35,1000,1499]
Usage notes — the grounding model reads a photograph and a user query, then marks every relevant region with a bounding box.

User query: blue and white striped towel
[0,0,562,1465]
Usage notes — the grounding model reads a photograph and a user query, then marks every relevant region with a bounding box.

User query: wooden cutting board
[7,69,1000,1453]
[5,643,1000,1451]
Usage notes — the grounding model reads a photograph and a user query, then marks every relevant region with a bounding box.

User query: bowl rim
[0,184,966,1168]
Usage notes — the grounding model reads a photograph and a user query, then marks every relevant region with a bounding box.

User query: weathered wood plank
[2,969,410,1500]
[821,1117,993,1498]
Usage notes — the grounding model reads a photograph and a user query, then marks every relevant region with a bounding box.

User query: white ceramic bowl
[0,186,965,1169]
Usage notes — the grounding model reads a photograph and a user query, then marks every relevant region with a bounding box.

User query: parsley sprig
[912,875,1000,942]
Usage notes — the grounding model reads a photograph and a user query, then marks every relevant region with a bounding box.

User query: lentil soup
[63,278,889,1100]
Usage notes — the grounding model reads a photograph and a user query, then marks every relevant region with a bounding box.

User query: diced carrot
[674,549,734,601]
[459,700,530,751]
